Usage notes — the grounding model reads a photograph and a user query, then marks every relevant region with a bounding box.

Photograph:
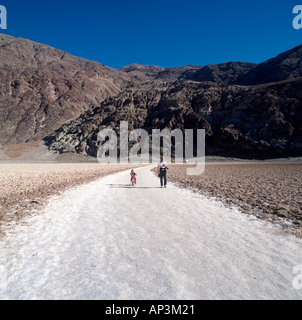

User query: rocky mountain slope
[0,34,137,146]
[1,34,302,159]
[46,78,302,159]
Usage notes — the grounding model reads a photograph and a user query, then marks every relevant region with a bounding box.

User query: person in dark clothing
[157,156,169,188]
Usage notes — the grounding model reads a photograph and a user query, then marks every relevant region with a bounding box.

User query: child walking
[130,169,137,186]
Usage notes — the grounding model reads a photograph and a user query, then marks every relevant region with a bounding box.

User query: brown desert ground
[1,157,301,239]
[167,162,302,238]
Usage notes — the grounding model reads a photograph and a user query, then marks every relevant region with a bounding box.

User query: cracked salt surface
[0,166,301,300]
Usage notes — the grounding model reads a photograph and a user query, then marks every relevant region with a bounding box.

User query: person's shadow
[106,184,160,189]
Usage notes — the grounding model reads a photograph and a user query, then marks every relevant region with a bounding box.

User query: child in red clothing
[130,169,137,185]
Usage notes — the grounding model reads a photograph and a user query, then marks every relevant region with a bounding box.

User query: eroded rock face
[0,34,136,145]
[46,79,302,159]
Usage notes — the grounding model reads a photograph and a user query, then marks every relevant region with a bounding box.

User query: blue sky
[0,0,301,68]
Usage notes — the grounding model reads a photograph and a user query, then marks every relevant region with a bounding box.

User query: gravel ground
[2,161,302,239]
[167,162,302,238]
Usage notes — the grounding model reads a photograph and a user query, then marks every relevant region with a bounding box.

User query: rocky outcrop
[45,78,302,159]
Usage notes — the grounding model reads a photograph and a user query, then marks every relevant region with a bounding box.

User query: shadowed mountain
[236,45,302,85]
[119,44,302,86]
[45,78,302,159]
[119,63,165,81]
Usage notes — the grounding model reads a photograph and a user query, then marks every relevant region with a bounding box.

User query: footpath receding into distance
[0,166,301,299]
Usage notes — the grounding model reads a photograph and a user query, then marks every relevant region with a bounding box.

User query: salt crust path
[0,166,301,300]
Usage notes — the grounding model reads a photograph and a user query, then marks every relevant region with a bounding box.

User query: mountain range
[1,34,302,159]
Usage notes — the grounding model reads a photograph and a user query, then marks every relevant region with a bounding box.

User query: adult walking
[157,156,169,188]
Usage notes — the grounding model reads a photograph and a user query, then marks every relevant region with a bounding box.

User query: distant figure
[157,156,169,188]
[130,169,137,186]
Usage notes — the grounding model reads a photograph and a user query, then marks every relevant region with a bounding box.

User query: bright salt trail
[0,166,301,300]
